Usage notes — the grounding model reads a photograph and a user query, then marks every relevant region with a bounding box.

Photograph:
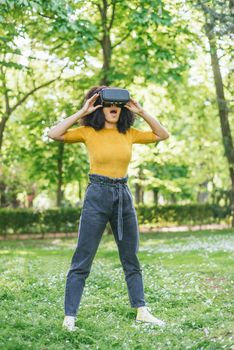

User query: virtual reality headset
[99,88,130,107]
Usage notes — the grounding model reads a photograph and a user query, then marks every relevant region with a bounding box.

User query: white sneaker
[136,306,166,327]
[62,316,77,332]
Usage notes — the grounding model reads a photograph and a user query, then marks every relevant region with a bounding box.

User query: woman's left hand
[124,98,144,116]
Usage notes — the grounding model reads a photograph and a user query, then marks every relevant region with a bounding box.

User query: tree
[195,0,234,225]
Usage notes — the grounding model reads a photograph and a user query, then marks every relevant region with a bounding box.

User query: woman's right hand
[80,93,102,117]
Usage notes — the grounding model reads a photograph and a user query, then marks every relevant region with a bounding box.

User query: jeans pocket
[125,185,134,203]
[83,183,92,205]
[83,183,102,208]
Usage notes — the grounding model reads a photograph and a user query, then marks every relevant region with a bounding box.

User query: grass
[0,228,233,350]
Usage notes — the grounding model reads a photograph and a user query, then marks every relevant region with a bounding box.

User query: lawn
[0,229,233,350]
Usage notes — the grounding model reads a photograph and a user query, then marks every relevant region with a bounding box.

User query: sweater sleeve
[130,127,159,144]
[63,126,90,143]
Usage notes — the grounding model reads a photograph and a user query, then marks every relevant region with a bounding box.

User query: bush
[0,207,81,237]
[0,203,231,237]
[136,203,231,226]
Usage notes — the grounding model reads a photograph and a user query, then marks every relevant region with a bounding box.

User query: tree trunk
[0,180,7,207]
[100,33,112,85]
[0,115,8,152]
[134,167,144,204]
[135,182,140,204]
[170,193,177,204]
[97,0,113,86]
[153,188,159,205]
[197,180,209,203]
[205,23,234,226]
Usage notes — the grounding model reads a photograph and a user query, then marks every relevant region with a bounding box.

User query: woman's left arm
[124,98,170,140]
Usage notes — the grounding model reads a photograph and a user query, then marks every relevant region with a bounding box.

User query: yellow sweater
[63,126,158,178]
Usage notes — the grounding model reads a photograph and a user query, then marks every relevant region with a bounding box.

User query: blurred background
[0,0,233,237]
[0,2,234,348]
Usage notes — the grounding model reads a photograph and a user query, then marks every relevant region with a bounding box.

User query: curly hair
[79,85,136,134]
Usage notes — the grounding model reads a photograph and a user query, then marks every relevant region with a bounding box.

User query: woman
[48,85,170,331]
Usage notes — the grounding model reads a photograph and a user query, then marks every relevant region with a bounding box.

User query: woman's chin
[107,115,118,120]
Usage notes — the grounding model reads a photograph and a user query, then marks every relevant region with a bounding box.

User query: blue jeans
[64,173,146,316]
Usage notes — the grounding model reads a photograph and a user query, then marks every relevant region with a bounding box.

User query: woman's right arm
[47,110,85,141]
[47,93,102,141]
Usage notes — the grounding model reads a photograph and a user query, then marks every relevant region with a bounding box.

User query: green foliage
[0,207,81,236]
[137,203,231,226]
[0,204,230,237]
[0,0,233,212]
